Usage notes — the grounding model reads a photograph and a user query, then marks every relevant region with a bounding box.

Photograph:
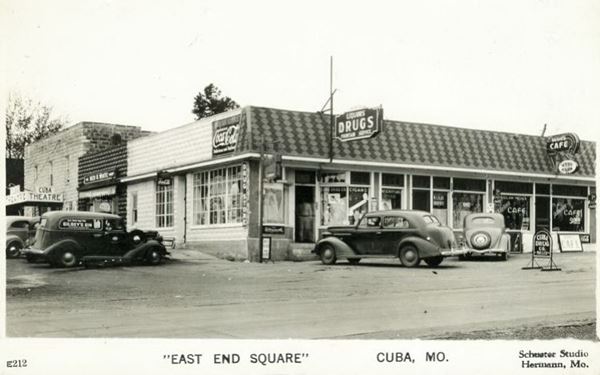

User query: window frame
[155,180,174,228]
[192,165,244,227]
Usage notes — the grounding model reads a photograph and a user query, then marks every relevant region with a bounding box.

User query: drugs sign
[533,230,551,258]
[335,107,383,142]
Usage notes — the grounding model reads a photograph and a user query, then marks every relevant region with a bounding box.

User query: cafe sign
[212,115,240,155]
[335,107,383,142]
[546,133,580,155]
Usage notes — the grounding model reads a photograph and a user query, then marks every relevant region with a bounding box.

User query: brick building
[23,122,149,216]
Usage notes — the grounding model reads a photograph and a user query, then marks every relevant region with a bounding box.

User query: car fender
[44,239,84,260]
[314,237,356,259]
[398,236,440,259]
[124,240,167,259]
[500,233,510,252]
[6,234,24,247]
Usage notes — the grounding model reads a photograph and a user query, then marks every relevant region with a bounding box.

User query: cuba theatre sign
[335,107,383,142]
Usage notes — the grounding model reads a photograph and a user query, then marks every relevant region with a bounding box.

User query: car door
[380,215,413,255]
[345,215,381,255]
[102,218,128,256]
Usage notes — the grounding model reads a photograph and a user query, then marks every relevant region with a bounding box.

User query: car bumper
[440,248,470,257]
[467,248,508,255]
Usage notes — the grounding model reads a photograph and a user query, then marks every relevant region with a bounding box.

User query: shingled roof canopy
[235,106,595,178]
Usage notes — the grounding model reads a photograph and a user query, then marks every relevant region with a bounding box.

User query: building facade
[123,106,596,261]
[22,122,148,216]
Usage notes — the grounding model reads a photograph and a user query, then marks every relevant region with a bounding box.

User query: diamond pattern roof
[235,106,595,178]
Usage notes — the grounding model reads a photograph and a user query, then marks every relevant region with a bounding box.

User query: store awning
[79,186,116,199]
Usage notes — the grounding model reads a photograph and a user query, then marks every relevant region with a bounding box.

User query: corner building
[123,106,596,261]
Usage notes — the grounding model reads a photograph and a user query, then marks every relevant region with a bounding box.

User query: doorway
[295,185,315,243]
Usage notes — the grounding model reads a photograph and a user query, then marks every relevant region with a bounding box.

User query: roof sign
[335,107,383,142]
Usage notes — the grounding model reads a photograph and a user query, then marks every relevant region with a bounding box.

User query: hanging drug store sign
[335,107,383,142]
[212,115,240,155]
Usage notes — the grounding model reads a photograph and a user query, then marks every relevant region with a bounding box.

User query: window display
[382,188,402,210]
[499,195,530,230]
[452,192,483,228]
[193,165,243,225]
[552,198,585,232]
[432,191,448,225]
[264,183,284,223]
[349,187,369,225]
[321,187,347,226]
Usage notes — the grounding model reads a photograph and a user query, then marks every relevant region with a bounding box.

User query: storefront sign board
[6,190,64,206]
[212,115,240,155]
[557,159,579,174]
[546,133,580,155]
[335,107,383,142]
[83,170,116,185]
[533,230,551,258]
[263,225,285,234]
[558,234,583,252]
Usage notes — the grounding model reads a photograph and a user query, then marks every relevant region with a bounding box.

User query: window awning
[79,186,116,199]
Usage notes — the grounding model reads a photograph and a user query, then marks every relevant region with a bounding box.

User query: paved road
[5,251,596,338]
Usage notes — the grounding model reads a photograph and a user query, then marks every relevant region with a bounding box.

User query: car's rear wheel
[399,245,420,267]
[348,258,361,265]
[424,256,443,267]
[6,241,22,258]
[145,247,162,265]
[55,249,79,268]
[319,244,336,265]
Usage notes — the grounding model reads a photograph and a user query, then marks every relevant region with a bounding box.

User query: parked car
[6,216,40,258]
[312,210,466,267]
[22,211,169,268]
[461,213,510,260]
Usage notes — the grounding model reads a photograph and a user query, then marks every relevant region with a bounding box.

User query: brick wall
[24,122,146,215]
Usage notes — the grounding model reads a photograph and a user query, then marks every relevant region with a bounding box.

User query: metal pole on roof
[329,56,334,163]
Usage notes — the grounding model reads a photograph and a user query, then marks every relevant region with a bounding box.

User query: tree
[192,84,240,120]
[5,92,68,159]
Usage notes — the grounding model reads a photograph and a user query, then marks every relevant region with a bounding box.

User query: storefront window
[381,173,403,210]
[499,195,530,230]
[453,178,486,191]
[552,198,585,232]
[349,187,369,225]
[432,191,449,225]
[264,183,284,223]
[193,165,243,226]
[412,190,430,211]
[320,172,346,184]
[322,186,347,226]
[452,192,483,228]
[156,182,173,228]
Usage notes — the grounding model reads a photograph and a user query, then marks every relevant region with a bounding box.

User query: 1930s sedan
[22,211,169,268]
[461,213,510,260]
[6,216,39,258]
[313,210,465,267]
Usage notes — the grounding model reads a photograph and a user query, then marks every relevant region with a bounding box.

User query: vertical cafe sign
[212,115,240,156]
[545,133,581,174]
[335,107,383,142]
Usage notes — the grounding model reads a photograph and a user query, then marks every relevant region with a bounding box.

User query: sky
[2,0,600,141]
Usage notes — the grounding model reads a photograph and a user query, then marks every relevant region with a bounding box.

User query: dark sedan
[313,210,466,267]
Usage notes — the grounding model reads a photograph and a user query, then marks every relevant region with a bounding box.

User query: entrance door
[295,185,315,243]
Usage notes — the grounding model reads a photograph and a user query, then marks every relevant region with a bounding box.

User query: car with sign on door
[22,211,168,268]
[460,212,510,260]
[6,216,40,258]
[313,210,466,267]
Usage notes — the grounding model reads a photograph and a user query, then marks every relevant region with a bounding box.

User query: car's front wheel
[145,247,162,265]
[319,244,336,265]
[55,249,79,268]
[6,241,23,258]
[399,245,420,267]
[424,256,443,267]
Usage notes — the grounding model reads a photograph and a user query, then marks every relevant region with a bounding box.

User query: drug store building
[123,106,596,261]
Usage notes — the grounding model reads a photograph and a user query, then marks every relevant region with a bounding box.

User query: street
[5,250,596,339]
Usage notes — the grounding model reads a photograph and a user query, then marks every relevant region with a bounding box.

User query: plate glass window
[156,181,173,228]
[193,165,243,225]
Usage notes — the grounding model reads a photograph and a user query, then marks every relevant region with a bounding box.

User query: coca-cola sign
[212,115,240,155]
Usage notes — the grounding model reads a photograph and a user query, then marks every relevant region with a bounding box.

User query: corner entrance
[295,185,315,243]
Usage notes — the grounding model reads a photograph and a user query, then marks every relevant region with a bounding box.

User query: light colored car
[6,216,39,258]
[462,213,511,260]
